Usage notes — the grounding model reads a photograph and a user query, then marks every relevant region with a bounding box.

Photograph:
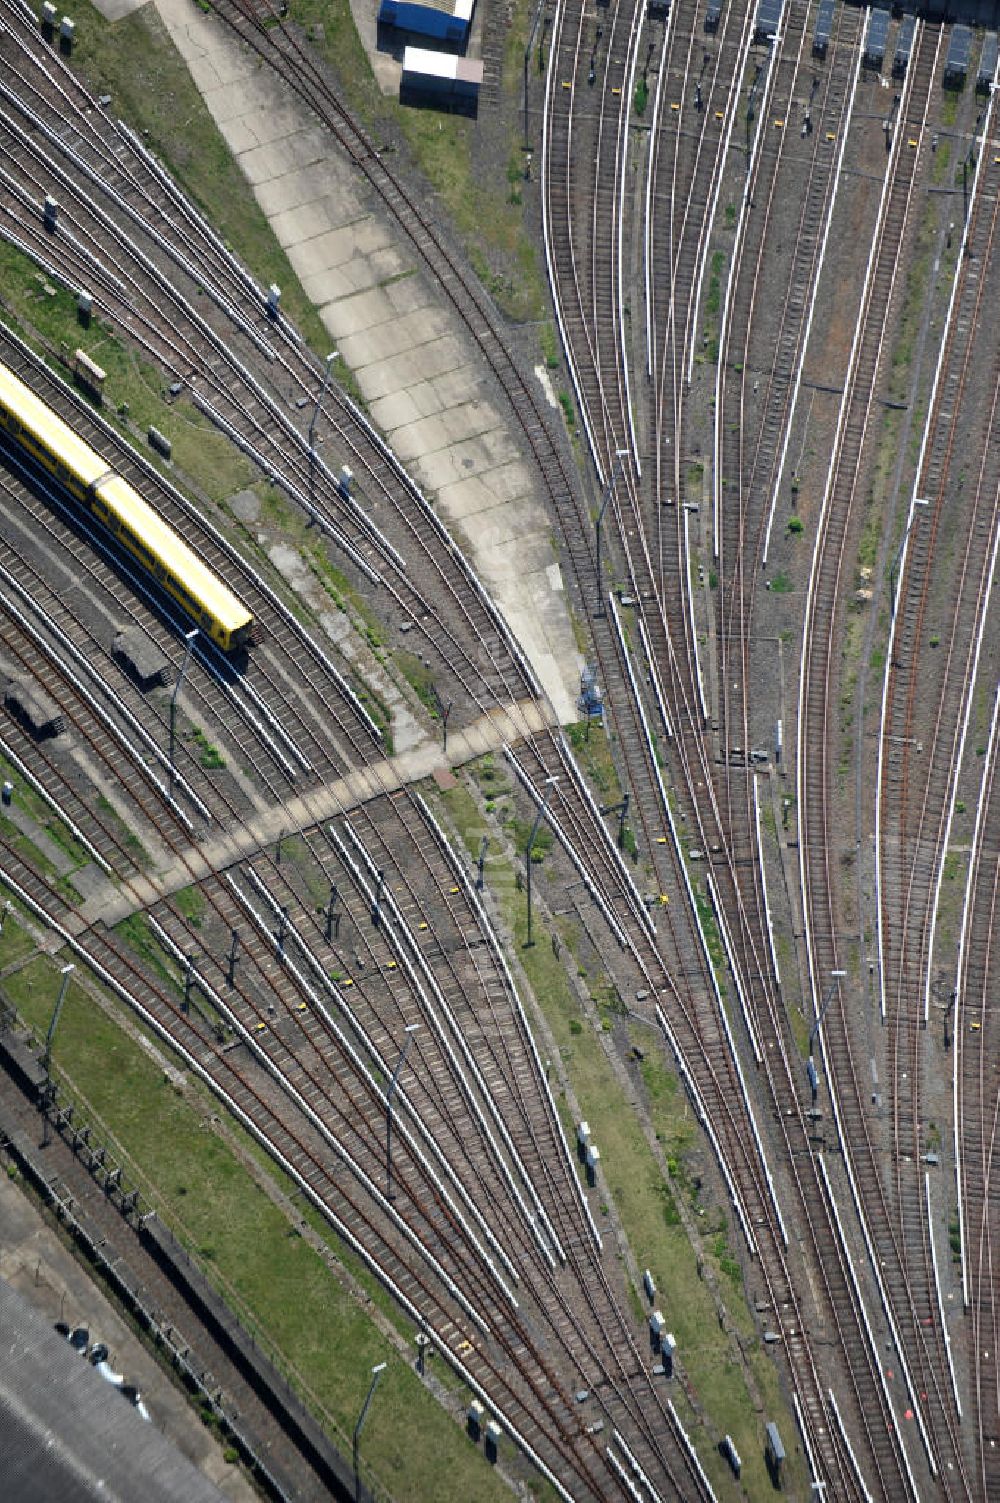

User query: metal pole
[476,836,489,891]
[326,883,339,942]
[595,449,628,616]
[353,1361,387,1502]
[889,498,928,622]
[168,628,199,799]
[386,1024,420,1202]
[308,352,338,509]
[809,969,846,1047]
[431,686,453,754]
[372,869,385,927]
[618,791,630,849]
[228,929,239,985]
[525,777,558,947]
[522,0,547,147]
[43,963,74,1079]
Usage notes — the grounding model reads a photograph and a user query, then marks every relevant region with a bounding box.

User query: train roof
[946,24,972,73]
[813,0,834,47]
[0,358,250,638]
[0,359,109,487]
[97,474,251,634]
[865,7,890,60]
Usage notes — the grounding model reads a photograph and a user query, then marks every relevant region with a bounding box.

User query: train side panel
[0,360,253,651]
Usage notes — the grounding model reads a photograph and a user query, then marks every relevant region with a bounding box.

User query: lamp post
[41,962,74,1147]
[168,628,199,799]
[353,1361,387,1502]
[43,963,75,1080]
[309,352,339,450]
[962,119,979,222]
[525,776,558,947]
[888,498,928,623]
[308,351,338,506]
[809,969,846,1047]
[595,449,628,616]
[431,684,453,754]
[807,969,846,1099]
[746,61,764,171]
[600,791,630,848]
[386,1024,420,1202]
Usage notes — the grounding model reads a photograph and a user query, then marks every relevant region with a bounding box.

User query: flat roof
[756,0,783,37]
[866,8,890,51]
[947,24,972,69]
[895,15,916,60]
[402,44,456,78]
[0,1277,227,1503]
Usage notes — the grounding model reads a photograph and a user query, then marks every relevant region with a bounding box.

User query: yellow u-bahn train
[0,359,253,652]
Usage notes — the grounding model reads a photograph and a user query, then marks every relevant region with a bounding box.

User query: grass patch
[0,903,36,971]
[0,816,67,894]
[395,650,439,715]
[285,0,547,323]
[692,884,725,981]
[431,777,802,1495]
[191,727,226,770]
[540,321,560,370]
[0,953,509,1503]
[558,390,576,430]
[564,722,621,801]
[94,794,149,867]
[686,462,705,505]
[0,253,253,508]
[173,885,206,928]
[114,913,176,990]
[68,1,328,355]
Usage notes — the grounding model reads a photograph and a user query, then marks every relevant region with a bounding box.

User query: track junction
[0,0,997,1497]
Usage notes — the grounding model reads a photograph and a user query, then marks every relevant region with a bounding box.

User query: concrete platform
[0,1170,254,1501]
[153,0,582,724]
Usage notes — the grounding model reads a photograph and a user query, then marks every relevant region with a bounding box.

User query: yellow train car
[0,360,253,652]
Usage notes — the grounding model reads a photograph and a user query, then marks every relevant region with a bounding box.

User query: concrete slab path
[148,0,583,724]
[73,696,551,930]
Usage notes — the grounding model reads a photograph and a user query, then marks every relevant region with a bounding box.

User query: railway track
[953,685,1000,1502]
[873,77,1000,1488]
[3,0,999,1496]
[0,4,547,740]
[794,17,992,1495]
[539,0,941,1491]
